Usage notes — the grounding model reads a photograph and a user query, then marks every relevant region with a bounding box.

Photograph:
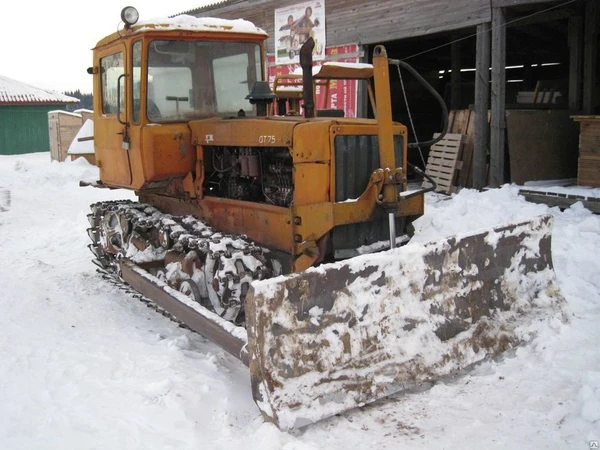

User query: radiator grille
[332,134,405,257]
[334,134,403,202]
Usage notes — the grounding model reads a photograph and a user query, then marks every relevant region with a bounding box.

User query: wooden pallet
[423,133,465,194]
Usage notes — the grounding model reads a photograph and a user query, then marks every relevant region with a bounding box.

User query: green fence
[0,105,66,155]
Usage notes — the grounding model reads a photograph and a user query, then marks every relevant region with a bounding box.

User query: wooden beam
[493,0,560,7]
[505,6,575,28]
[451,36,461,110]
[490,7,507,187]
[568,14,583,111]
[474,23,491,190]
[583,0,599,114]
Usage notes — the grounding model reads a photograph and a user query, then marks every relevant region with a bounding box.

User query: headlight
[121,6,139,26]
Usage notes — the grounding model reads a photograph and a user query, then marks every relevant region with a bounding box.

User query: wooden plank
[447,110,457,131]
[193,0,491,54]
[493,0,557,6]
[442,108,490,189]
[450,109,470,134]
[578,172,600,183]
[444,109,480,189]
[423,133,465,194]
[579,154,600,162]
[579,158,600,169]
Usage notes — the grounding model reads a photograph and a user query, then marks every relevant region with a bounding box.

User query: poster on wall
[267,44,359,118]
[274,1,326,65]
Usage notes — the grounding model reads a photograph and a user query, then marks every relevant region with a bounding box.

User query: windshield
[147,40,262,122]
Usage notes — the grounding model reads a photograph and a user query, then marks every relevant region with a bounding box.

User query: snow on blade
[247,214,567,430]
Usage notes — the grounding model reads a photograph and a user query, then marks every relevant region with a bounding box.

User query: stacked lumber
[572,116,600,187]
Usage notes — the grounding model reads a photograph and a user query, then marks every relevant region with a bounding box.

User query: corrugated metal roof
[175,0,233,16]
[0,75,79,105]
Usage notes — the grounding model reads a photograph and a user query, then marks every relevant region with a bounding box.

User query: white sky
[0,1,216,94]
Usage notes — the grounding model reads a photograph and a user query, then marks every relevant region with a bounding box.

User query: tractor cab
[89,6,268,189]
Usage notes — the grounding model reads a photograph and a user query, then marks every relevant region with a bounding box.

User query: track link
[87,200,273,325]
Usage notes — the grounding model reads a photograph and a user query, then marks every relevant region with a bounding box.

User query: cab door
[94,45,132,187]
[125,39,144,189]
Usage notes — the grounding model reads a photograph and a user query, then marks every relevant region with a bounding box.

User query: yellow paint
[91,24,425,272]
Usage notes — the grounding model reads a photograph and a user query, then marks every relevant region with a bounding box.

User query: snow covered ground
[0,152,598,449]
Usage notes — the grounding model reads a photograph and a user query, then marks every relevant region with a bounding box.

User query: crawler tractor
[85,7,563,429]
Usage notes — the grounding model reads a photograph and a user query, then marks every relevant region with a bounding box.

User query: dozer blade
[245,214,565,430]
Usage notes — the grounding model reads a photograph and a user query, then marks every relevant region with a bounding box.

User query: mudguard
[245,214,565,430]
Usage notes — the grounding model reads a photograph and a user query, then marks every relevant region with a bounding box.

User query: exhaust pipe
[299,38,315,118]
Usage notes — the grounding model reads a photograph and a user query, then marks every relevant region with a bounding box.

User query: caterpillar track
[87,200,276,325]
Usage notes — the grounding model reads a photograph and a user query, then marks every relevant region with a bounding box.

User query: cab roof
[94,15,267,48]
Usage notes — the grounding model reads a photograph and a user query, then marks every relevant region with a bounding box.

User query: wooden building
[182,0,599,188]
[0,75,79,156]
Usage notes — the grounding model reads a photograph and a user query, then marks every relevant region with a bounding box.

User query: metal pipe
[299,38,315,118]
[388,212,397,249]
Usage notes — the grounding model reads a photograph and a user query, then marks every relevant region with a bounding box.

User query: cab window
[100,52,124,115]
[147,40,263,122]
[132,41,142,123]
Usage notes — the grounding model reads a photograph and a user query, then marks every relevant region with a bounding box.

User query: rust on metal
[245,214,565,430]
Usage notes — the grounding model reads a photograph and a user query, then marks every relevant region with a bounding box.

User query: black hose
[389,59,449,149]
[400,162,438,200]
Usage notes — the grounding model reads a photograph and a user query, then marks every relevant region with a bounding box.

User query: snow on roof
[0,75,79,104]
[74,108,93,114]
[67,119,94,155]
[48,110,82,118]
[135,15,266,36]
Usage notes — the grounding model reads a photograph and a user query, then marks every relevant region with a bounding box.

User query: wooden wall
[505,110,579,184]
[192,0,491,54]
[48,112,83,163]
